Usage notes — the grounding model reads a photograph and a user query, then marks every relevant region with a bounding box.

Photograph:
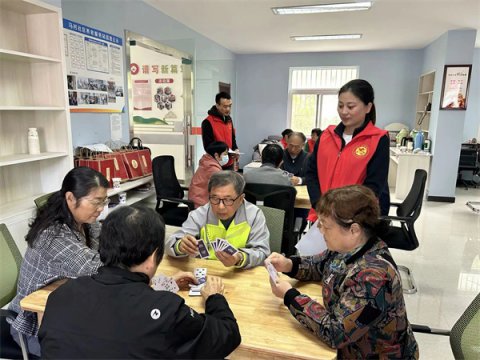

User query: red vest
[206,115,234,167]
[307,138,315,153]
[307,122,387,221]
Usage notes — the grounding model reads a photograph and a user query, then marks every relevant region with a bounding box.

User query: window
[288,67,359,134]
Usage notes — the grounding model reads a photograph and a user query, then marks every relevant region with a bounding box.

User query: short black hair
[311,128,322,136]
[282,129,293,137]
[206,141,228,158]
[262,144,284,167]
[215,91,231,104]
[99,205,165,268]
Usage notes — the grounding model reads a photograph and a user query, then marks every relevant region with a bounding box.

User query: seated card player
[166,171,270,269]
[39,205,241,359]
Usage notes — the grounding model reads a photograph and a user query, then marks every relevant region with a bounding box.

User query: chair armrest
[159,196,195,210]
[380,215,410,223]
[293,217,303,233]
[0,309,18,322]
[180,185,190,192]
[390,202,401,207]
[411,324,450,336]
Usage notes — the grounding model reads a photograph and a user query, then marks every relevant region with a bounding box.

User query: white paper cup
[112,177,121,189]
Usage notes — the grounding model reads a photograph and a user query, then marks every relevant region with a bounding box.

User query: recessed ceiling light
[272,2,372,15]
[291,34,363,41]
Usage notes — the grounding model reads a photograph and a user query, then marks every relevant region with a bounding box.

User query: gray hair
[288,131,306,143]
[208,170,245,195]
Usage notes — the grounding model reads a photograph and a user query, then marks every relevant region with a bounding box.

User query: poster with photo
[440,65,472,110]
[129,44,184,132]
[63,19,125,112]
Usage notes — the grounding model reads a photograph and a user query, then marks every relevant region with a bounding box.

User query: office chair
[412,292,480,359]
[152,156,194,226]
[257,205,285,254]
[0,223,36,360]
[457,147,479,189]
[381,169,427,294]
[244,183,301,256]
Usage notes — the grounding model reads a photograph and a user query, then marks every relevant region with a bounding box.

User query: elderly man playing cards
[166,171,270,268]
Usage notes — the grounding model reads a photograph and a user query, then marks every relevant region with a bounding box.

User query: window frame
[287,66,359,131]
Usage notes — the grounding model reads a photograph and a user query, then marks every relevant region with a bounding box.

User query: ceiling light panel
[291,34,363,41]
[272,2,372,15]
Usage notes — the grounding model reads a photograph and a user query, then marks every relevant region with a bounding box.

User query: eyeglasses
[87,197,110,208]
[209,194,242,206]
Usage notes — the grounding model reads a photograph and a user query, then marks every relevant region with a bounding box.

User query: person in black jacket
[39,205,241,359]
[202,92,239,170]
[281,131,309,186]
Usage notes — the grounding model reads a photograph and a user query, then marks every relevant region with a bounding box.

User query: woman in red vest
[305,79,390,221]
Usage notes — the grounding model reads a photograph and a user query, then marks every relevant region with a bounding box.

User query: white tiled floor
[389,187,480,359]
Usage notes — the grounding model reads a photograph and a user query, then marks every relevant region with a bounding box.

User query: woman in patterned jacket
[267,185,418,359]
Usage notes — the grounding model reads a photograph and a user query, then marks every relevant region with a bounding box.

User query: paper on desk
[295,220,327,256]
[82,143,113,153]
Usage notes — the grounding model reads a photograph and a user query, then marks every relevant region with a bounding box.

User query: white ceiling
[145,0,480,54]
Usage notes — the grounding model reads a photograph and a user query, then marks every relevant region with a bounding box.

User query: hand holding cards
[264,260,279,283]
[211,237,238,256]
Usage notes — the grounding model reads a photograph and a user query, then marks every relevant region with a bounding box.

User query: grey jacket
[243,163,292,186]
[166,201,270,268]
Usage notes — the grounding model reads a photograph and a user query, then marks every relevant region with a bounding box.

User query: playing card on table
[197,238,210,258]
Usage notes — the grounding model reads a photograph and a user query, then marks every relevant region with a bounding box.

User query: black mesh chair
[457,147,479,189]
[381,169,427,294]
[152,156,194,226]
[244,183,301,256]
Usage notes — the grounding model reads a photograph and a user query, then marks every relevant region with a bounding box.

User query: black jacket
[305,120,390,215]
[281,149,309,183]
[39,266,241,359]
[201,106,238,151]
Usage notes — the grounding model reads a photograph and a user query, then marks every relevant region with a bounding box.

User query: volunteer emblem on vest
[353,145,369,158]
[150,308,161,320]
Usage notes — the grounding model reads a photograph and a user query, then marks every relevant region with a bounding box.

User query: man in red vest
[202,92,239,170]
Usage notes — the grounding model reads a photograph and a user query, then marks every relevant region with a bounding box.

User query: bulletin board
[63,19,126,113]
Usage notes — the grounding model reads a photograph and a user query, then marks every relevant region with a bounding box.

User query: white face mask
[219,154,229,166]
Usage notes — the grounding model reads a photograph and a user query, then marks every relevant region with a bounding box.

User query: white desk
[389,148,431,200]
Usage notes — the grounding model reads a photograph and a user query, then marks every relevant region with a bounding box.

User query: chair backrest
[34,192,54,209]
[458,148,478,169]
[152,155,184,199]
[383,169,427,251]
[244,183,296,226]
[450,292,480,360]
[258,205,285,254]
[244,183,297,254]
[396,169,428,221]
[0,224,22,308]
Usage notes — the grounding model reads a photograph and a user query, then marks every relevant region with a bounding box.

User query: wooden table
[295,185,311,209]
[21,256,335,360]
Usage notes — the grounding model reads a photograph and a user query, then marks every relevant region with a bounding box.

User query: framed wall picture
[439,64,472,110]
